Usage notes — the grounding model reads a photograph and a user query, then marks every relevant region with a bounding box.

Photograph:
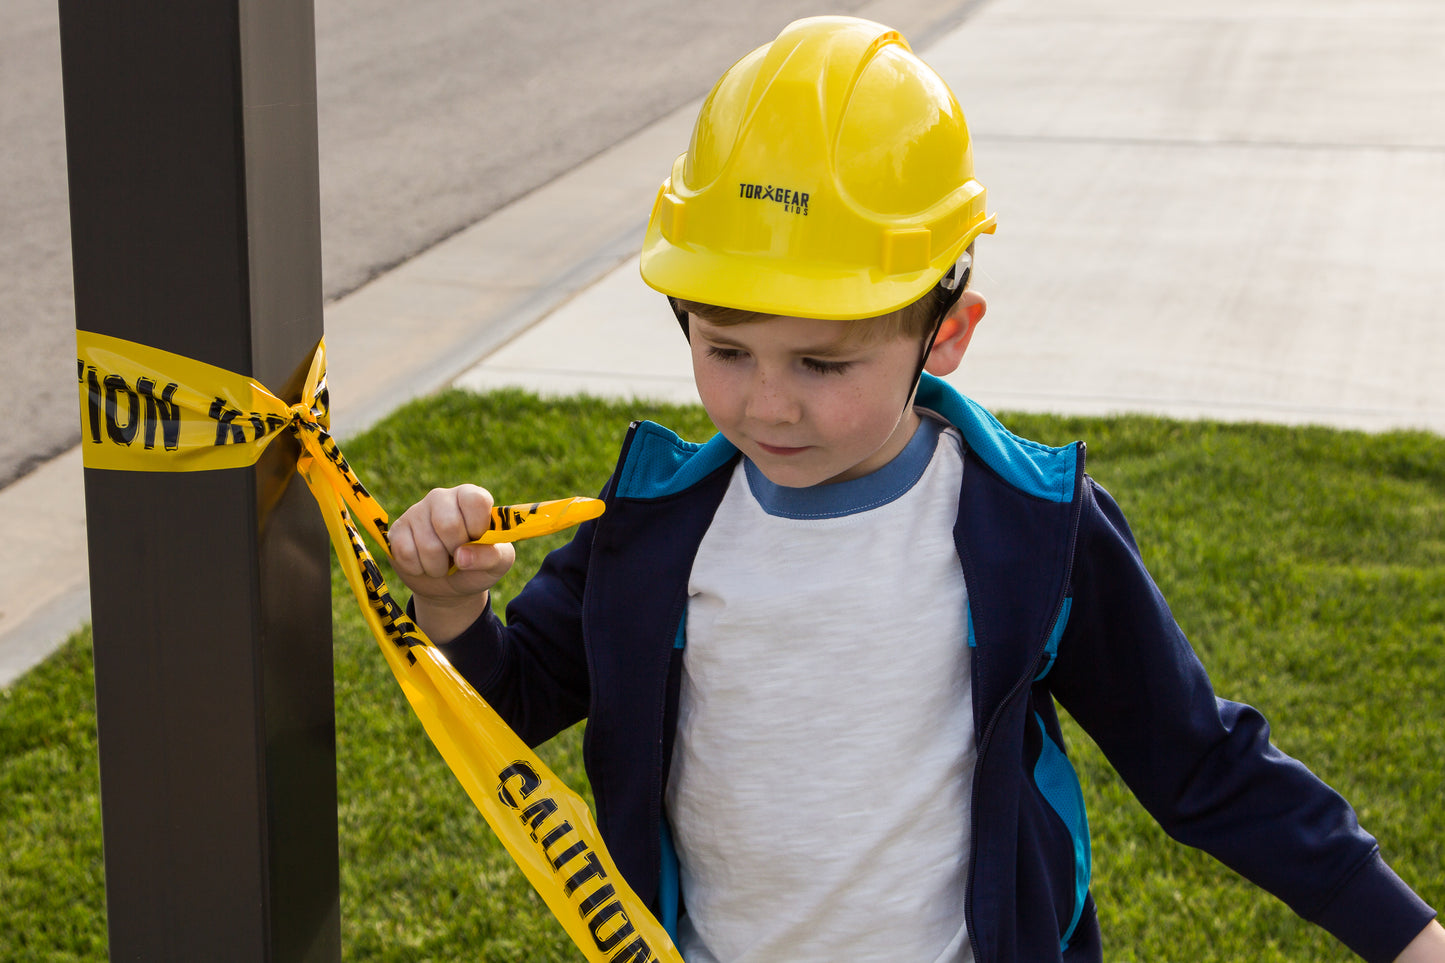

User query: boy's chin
[747,453,855,489]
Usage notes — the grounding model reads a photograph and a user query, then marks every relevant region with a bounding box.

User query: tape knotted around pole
[76,330,683,963]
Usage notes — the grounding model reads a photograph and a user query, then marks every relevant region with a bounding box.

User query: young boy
[391,16,1443,963]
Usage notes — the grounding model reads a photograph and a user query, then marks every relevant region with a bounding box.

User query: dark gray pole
[58,1,340,959]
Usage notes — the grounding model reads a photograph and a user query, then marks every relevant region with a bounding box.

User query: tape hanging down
[76,330,681,963]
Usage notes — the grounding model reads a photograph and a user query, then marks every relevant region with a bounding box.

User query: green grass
[3,389,1442,961]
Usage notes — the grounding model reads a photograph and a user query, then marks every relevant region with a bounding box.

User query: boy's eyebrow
[697,327,857,356]
[792,342,856,357]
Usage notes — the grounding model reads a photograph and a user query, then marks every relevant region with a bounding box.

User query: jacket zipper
[966,441,1087,963]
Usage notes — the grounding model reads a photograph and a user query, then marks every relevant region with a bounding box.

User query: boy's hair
[677,247,974,346]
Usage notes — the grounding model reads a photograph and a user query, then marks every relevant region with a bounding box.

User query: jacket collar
[617,376,1079,506]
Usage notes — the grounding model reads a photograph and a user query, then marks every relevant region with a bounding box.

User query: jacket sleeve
[1047,478,1436,963]
[430,486,607,749]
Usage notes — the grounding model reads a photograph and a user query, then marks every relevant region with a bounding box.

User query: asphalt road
[1,0,897,488]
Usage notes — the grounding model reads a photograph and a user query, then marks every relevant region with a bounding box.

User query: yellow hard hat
[640,16,997,321]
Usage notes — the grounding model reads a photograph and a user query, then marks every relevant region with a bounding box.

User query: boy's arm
[1048,479,1437,963]
[430,507,598,747]
[392,483,599,748]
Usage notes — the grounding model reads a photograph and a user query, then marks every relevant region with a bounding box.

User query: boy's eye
[705,345,744,364]
[802,357,851,375]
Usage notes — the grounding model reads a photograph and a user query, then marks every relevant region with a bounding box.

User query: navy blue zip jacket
[437,376,1435,962]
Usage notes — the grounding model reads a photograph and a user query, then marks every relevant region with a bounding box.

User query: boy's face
[688,313,923,488]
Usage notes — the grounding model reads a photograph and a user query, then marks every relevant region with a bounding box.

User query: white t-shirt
[667,415,977,963]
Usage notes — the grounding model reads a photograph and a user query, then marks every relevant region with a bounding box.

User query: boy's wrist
[1304,849,1439,963]
[412,591,491,645]
[1392,920,1445,963]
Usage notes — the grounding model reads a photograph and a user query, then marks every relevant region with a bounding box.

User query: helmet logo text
[739,183,809,215]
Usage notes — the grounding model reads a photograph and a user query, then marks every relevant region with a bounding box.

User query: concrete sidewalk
[461,0,1445,431]
[4,0,1442,687]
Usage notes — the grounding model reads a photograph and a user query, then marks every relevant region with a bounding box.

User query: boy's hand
[390,485,516,643]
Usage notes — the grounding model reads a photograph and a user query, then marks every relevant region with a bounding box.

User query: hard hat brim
[639,215,995,322]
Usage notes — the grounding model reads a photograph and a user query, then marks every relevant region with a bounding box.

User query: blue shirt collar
[742,416,946,520]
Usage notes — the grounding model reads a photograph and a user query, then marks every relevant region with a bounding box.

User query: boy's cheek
[692,371,738,420]
[692,392,732,440]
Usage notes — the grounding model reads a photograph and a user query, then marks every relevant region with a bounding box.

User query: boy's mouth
[756,442,810,456]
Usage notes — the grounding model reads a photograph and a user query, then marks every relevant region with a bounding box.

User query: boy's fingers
[417,526,457,578]
[490,542,516,579]
[459,541,515,581]
[455,485,496,542]
[389,520,421,576]
[427,485,495,550]
[398,491,456,578]
[393,515,447,580]
[422,488,465,542]
[389,487,515,606]
[455,540,508,573]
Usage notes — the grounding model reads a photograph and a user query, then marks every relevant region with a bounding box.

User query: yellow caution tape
[77,330,682,963]
[476,496,607,544]
[445,497,607,576]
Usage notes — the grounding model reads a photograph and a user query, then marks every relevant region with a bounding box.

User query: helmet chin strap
[906,252,972,409]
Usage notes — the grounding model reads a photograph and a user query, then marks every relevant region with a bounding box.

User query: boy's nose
[744,370,801,425]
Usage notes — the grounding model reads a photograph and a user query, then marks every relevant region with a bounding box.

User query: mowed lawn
[3,389,1442,961]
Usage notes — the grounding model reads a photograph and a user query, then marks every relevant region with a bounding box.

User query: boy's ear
[923,290,986,377]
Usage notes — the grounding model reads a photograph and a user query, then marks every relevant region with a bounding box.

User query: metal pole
[58,0,340,959]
